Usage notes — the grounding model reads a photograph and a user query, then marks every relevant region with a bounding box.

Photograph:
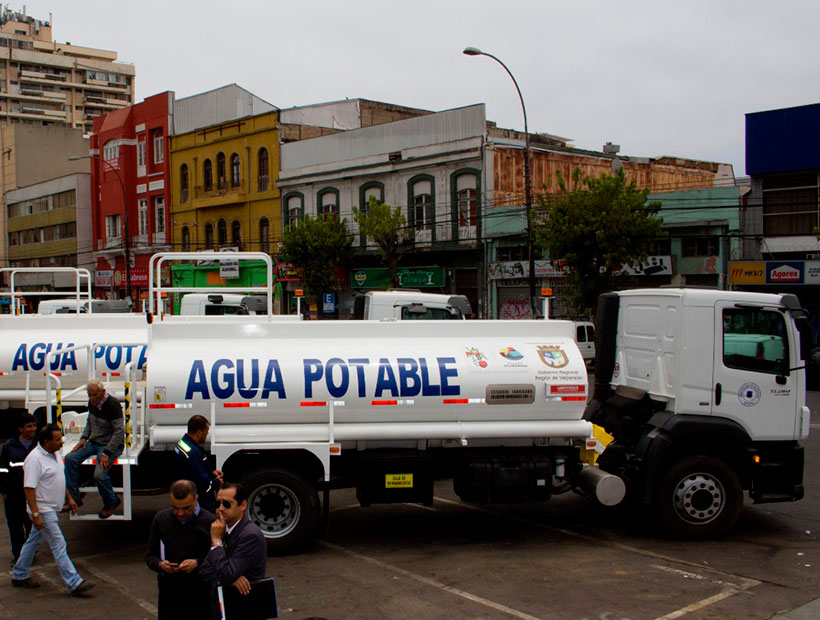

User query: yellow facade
[169,111,282,254]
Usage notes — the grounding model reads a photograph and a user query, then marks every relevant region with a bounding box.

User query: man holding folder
[200,482,270,619]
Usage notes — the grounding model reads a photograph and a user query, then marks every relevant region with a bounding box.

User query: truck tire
[242,468,320,555]
[655,455,743,540]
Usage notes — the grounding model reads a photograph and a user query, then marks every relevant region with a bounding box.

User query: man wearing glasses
[146,479,214,619]
[200,482,266,619]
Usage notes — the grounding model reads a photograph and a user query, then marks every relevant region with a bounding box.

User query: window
[205,223,214,249]
[105,214,121,240]
[155,196,165,234]
[180,164,189,203]
[217,153,226,190]
[203,159,213,191]
[103,142,119,162]
[258,148,269,192]
[137,141,146,168]
[649,238,671,255]
[181,226,191,252]
[723,308,788,375]
[409,176,434,233]
[218,219,227,247]
[497,246,527,262]
[153,134,164,164]
[682,236,719,257]
[259,217,270,254]
[762,172,819,236]
[413,193,432,230]
[230,153,240,188]
[457,188,477,227]
[318,188,339,220]
[284,193,304,231]
[231,220,242,248]
[137,199,148,236]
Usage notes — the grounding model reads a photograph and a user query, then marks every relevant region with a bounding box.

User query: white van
[573,320,595,365]
[352,290,472,320]
[37,298,132,314]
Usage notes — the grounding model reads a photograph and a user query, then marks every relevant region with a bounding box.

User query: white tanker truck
[0,257,811,552]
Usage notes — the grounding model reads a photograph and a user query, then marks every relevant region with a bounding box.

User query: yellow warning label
[385,473,414,488]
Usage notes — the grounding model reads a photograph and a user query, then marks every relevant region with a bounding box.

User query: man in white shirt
[11,424,95,595]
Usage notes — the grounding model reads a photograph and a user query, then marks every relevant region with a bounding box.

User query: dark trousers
[158,576,210,620]
[3,494,31,561]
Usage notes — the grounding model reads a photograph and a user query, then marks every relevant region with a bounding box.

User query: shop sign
[488,260,567,280]
[276,264,299,281]
[352,267,444,288]
[766,261,802,284]
[617,256,673,276]
[95,270,114,287]
[805,261,820,284]
[130,269,149,286]
[729,261,765,285]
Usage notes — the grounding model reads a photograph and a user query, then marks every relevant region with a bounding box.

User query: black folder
[218,577,278,619]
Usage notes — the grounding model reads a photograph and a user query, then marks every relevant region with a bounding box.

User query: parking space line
[433,496,762,619]
[319,540,545,620]
[75,559,158,615]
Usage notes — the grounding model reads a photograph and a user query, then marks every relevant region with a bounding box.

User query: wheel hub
[672,472,724,525]
[248,484,301,538]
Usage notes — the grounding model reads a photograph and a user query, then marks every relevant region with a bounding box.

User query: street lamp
[69,154,131,303]
[463,46,538,318]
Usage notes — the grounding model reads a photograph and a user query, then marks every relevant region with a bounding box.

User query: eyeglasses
[218,500,235,509]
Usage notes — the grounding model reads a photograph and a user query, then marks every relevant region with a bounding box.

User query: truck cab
[353,290,472,320]
[587,288,812,538]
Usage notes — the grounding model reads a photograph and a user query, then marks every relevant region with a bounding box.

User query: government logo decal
[499,347,523,360]
[465,347,488,368]
[537,345,569,369]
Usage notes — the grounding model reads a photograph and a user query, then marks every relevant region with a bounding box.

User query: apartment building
[0,6,134,134]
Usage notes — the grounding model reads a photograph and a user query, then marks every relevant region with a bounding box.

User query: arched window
[284,193,304,231]
[317,187,339,221]
[450,169,481,241]
[259,217,270,254]
[257,148,269,192]
[216,153,226,190]
[231,220,241,248]
[408,174,435,243]
[358,181,384,247]
[181,226,190,251]
[203,159,213,191]
[230,153,240,188]
[205,223,214,249]
[218,219,227,246]
[180,164,189,203]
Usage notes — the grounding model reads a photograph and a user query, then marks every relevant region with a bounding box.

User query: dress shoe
[11,578,39,588]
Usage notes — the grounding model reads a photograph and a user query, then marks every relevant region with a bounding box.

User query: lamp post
[70,154,131,303]
[463,46,538,318]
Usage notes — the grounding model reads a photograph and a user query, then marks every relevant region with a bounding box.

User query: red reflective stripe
[223,402,250,408]
[149,403,176,409]
[443,398,469,404]
[560,396,586,401]
[550,384,585,395]
[300,401,327,407]
[371,400,397,406]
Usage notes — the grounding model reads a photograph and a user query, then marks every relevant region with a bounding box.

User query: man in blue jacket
[0,413,37,566]
[173,415,223,513]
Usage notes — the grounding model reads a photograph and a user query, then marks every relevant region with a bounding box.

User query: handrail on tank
[147,252,274,318]
[0,267,92,315]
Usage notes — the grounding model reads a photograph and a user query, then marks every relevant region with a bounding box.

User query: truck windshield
[723,308,788,374]
[400,306,459,320]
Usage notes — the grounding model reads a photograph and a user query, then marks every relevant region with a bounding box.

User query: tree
[534,167,664,315]
[353,196,411,288]
[279,215,355,316]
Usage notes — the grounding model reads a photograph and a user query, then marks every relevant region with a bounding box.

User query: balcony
[193,183,246,204]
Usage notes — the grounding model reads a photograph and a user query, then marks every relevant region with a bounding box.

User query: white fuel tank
[146,319,589,428]
[0,314,149,393]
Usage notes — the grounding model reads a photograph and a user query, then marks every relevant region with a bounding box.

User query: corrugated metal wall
[281,104,486,171]
[173,84,277,135]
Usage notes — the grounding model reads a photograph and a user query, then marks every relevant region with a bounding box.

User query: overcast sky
[21,0,820,176]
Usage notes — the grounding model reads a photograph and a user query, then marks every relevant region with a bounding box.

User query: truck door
[712,302,799,440]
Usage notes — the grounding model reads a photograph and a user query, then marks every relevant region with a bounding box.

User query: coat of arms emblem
[537,345,568,368]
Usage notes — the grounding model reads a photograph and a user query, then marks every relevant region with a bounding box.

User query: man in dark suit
[146,479,214,619]
[200,482,266,620]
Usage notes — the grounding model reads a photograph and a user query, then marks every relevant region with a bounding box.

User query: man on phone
[146,479,214,619]
[200,482,266,620]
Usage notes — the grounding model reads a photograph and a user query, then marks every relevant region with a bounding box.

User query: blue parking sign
[323,293,335,313]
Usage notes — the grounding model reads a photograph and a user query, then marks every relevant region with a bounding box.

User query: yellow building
[169,110,281,254]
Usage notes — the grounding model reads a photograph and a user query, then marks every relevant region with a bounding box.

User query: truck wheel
[655,455,742,540]
[242,468,320,555]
